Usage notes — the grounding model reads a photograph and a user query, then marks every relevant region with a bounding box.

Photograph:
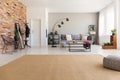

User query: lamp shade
[52,17,69,32]
[58,24,61,28]
[66,18,69,21]
[61,21,64,25]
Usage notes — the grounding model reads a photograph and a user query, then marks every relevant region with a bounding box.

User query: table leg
[69,44,71,52]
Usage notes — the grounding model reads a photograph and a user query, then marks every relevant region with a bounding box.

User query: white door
[30,19,41,47]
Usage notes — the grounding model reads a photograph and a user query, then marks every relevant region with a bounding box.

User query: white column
[45,8,49,47]
[40,8,48,48]
[27,7,48,47]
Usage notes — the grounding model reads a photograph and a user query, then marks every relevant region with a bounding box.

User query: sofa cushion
[72,34,81,40]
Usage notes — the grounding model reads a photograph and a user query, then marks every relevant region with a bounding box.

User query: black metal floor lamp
[52,17,69,47]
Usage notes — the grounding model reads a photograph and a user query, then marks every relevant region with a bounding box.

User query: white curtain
[99,3,115,45]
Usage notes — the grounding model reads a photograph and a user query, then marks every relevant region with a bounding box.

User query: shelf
[102,35,117,49]
[102,45,116,49]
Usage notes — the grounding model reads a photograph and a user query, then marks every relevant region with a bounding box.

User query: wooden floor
[0,55,120,80]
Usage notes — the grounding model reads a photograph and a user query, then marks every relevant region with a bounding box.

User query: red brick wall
[0,0,26,46]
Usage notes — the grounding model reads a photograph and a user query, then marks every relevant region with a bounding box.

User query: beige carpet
[0,55,120,80]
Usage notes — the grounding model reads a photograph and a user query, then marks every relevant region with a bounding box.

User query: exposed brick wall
[0,0,26,46]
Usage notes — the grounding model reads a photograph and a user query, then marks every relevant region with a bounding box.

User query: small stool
[103,55,120,71]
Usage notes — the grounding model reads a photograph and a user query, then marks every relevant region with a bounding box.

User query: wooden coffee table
[68,41,91,52]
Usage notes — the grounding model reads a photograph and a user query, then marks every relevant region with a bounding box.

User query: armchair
[1,35,15,53]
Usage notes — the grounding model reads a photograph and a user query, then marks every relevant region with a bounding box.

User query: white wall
[48,13,98,34]
[115,0,120,49]
[27,7,48,47]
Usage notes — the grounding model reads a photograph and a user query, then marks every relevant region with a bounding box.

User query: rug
[0,55,120,80]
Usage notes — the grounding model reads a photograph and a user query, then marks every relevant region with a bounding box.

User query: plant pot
[112,33,115,35]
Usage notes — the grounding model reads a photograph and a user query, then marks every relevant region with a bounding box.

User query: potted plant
[111,29,116,35]
[104,42,113,46]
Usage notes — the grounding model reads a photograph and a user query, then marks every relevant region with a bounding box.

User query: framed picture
[88,25,96,31]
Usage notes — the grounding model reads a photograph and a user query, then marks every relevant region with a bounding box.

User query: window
[99,3,115,36]
[99,11,105,36]
[106,6,114,35]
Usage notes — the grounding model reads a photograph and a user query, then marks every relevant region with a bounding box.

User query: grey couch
[60,34,93,47]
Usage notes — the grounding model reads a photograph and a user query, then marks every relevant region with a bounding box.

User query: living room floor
[0,45,120,66]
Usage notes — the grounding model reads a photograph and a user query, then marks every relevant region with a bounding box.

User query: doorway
[29,19,41,47]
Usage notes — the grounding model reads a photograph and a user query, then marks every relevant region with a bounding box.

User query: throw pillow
[66,34,72,41]
[82,35,88,41]
[87,35,92,40]
[61,34,66,40]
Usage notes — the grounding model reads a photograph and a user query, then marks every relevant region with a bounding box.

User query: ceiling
[19,0,114,13]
